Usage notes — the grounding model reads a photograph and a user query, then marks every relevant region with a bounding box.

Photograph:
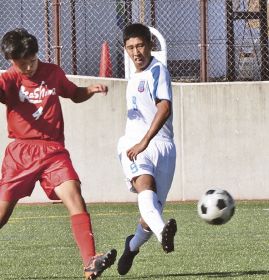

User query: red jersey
[0,61,77,143]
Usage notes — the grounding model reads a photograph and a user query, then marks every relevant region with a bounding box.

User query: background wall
[0,77,269,203]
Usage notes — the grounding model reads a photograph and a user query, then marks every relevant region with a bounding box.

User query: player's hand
[127,139,148,161]
[88,84,108,96]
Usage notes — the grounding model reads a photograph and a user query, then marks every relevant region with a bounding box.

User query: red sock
[71,212,96,266]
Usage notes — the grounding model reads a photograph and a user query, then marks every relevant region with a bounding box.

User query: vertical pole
[52,0,61,66]
[125,0,133,25]
[150,0,157,50]
[200,0,208,82]
[44,0,51,63]
[259,0,269,80]
[20,0,24,26]
[115,0,132,78]
[70,0,77,74]
[226,0,235,81]
[139,0,145,24]
[150,0,156,28]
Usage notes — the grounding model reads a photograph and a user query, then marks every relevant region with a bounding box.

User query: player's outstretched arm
[71,84,108,103]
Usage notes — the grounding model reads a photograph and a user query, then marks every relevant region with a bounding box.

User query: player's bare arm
[71,84,108,103]
[127,99,171,161]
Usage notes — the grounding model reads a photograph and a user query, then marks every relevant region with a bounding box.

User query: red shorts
[0,139,80,201]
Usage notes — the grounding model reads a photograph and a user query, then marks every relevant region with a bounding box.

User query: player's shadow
[12,277,82,279]
[125,270,269,279]
[9,270,269,279]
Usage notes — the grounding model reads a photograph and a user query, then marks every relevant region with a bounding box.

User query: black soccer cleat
[84,249,117,279]
[161,218,177,253]
[117,235,139,275]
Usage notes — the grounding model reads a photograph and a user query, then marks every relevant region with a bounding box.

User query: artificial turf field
[0,201,269,279]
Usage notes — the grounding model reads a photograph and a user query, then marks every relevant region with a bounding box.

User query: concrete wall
[1,77,269,203]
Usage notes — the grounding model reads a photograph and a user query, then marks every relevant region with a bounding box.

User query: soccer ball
[197,188,235,225]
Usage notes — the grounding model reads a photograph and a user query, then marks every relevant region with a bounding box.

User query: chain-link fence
[0,0,268,82]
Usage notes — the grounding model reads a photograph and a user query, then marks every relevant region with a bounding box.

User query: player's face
[125,37,152,72]
[10,54,39,77]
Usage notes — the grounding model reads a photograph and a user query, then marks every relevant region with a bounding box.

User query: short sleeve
[57,67,78,99]
[0,73,8,104]
[150,64,172,102]
[0,88,5,104]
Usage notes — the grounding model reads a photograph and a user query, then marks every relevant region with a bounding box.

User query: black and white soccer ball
[197,188,235,225]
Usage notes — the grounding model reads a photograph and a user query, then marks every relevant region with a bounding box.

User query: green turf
[0,201,269,279]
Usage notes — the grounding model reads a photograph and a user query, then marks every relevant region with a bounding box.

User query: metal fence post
[44,0,52,63]
[259,0,269,81]
[150,0,158,50]
[200,0,208,82]
[226,0,235,81]
[70,0,77,75]
[52,0,61,66]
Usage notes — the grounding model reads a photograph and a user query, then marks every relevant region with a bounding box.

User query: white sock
[137,190,165,242]
[129,224,152,252]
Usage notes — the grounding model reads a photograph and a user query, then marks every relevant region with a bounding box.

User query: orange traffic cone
[99,41,112,77]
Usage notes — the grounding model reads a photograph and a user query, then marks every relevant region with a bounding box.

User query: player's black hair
[1,28,38,60]
[123,23,151,45]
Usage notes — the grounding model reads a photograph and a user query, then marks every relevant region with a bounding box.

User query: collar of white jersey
[134,56,158,75]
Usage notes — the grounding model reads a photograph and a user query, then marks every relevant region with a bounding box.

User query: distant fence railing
[0,0,268,82]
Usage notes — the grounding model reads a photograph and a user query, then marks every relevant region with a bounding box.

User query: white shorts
[117,136,176,206]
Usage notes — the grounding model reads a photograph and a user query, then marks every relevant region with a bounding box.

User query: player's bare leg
[0,200,18,229]
[54,180,87,215]
[55,180,116,279]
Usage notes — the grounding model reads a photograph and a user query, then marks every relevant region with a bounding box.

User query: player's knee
[139,217,152,231]
[132,174,156,193]
[59,186,87,215]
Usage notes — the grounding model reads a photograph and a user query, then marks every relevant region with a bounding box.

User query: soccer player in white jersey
[117,23,177,275]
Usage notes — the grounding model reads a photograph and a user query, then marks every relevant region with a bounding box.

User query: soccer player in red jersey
[0,28,116,280]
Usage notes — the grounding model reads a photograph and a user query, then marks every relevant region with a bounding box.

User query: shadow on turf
[6,277,82,279]
[5,270,269,279]
[124,270,269,278]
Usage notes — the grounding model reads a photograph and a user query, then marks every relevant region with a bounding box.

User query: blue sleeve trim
[151,65,160,100]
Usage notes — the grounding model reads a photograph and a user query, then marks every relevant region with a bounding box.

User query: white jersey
[124,57,174,143]
[118,57,176,200]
